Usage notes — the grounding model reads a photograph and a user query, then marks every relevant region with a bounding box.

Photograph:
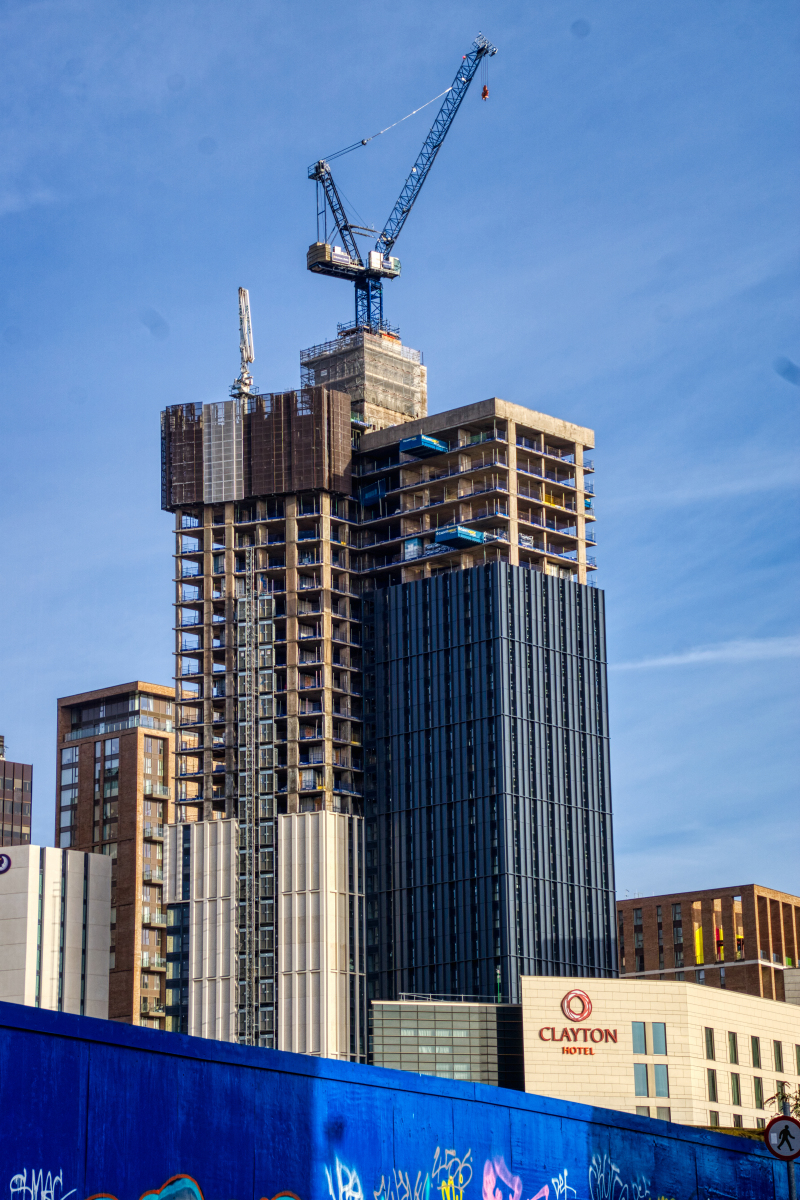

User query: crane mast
[307,32,497,334]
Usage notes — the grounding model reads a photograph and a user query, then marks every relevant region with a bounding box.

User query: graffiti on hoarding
[9,1171,75,1200]
[326,1160,365,1200]
[373,1145,473,1200]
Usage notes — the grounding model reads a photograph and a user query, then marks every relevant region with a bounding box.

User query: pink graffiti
[482,1159,548,1200]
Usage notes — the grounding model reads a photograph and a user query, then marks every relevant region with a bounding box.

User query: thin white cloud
[613,635,800,671]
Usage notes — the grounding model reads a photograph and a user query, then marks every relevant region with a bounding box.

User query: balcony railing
[143,866,163,882]
[144,823,164,840]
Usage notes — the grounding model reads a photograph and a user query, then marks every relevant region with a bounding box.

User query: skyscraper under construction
[161,325,617,1059]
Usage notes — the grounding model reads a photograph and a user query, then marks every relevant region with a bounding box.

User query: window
[751,1036,761,1068]
[674,950,684,968]
[796,1045,800,1075]
[105,738,119,756]
[633,908,642,924]
[754,1077,764,1109]
[632,1022,646,1054]
[59,811,74,829]
[673,926,683,944]
[654,1065,669,1098]
[652,1023,667,1055]
[95,742,102,759]
[696,969,705,984]
[672,903,681,921]
[728,1032,738,1064]
[733,1115,743,1129]
[61,747,79,765]
[705,1028,715,1060]
[60,767,79,786]
[731,1073,741,1106]
[656,1108,671,1122]
[634,931,643,949]
[756,1118,765,1130]
[635,1106,650,1117]
[709,1111,719,1127]
[656,906,662,922]
[774,1041,784,1073]
[634,1063,649,1097]
[707,1069,718,1102]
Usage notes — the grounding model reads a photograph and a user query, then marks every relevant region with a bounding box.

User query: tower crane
[307,32,497,334]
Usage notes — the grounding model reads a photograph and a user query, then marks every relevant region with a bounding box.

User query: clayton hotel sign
[538,990,617,1056]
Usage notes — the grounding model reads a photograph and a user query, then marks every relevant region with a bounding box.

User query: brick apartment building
[617,885,800,1001]
[56,682,176,1027]
[1,736,32,847]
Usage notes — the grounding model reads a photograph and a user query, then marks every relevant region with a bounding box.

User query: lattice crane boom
[377,33,496,256]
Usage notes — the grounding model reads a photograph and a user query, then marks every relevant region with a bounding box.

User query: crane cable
[324,87,454,163]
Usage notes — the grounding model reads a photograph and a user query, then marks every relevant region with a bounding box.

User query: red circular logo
[561,989,592,1021]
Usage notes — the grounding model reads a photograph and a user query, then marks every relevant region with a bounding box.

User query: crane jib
[307,32,496,333]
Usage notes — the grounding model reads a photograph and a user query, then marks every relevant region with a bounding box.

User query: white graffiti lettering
[9,1172,76,1200]
[326,1159,365,1200]
[550,1172,576,1200]
[588,1155,651,1200]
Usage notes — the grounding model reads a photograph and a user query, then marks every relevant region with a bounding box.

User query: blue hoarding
[0,1001,786,1199]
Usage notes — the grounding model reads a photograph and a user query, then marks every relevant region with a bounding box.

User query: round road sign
[764,1114,800,1161]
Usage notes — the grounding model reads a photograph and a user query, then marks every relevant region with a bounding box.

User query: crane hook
[481,84,489,101]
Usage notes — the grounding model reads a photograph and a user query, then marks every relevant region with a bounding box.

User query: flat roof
[359,398,594,454]
[57,681,174,707]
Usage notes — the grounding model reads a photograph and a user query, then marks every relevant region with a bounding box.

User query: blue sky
[1,0,797,896]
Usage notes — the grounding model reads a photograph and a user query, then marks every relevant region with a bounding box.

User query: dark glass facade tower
[364,563,617,1005]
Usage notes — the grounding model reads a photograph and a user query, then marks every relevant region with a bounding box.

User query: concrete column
[506,419,519,566]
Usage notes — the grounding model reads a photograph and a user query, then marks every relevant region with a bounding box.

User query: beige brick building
[521,976,800,1130]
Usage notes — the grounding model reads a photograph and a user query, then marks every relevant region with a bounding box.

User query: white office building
[0,844,111,1017]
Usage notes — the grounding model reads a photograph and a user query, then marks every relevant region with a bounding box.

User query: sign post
[763,1106,800,1200]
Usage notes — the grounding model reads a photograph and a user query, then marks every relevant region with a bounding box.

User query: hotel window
[728,1032,738,1063]
[751,1036,761,1068]
[654,1065,669,1098]
[652,1022,667,1055]
[796,1045,800,1075]
[656,1107,671,1122]
[705,1028,715,1060]
[731,1073,741,1106]
[773,1041,784,1073]
[709,1111,719,1127]
[634,1063,649,1097]
[635,1106,650,1118]
[707,1069,718,1103]
[632,1022,646,1054]
[756,1118,766,1130]
[754,1077,764,1108]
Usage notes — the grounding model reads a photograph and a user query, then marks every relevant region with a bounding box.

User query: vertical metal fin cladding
[242,547,258,1044]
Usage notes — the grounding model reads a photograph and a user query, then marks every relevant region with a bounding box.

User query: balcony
[141,953,166,970]
[143,909,167,928]
[144,823,164,840]
[143,866,163,882]
[143,781,170,798]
